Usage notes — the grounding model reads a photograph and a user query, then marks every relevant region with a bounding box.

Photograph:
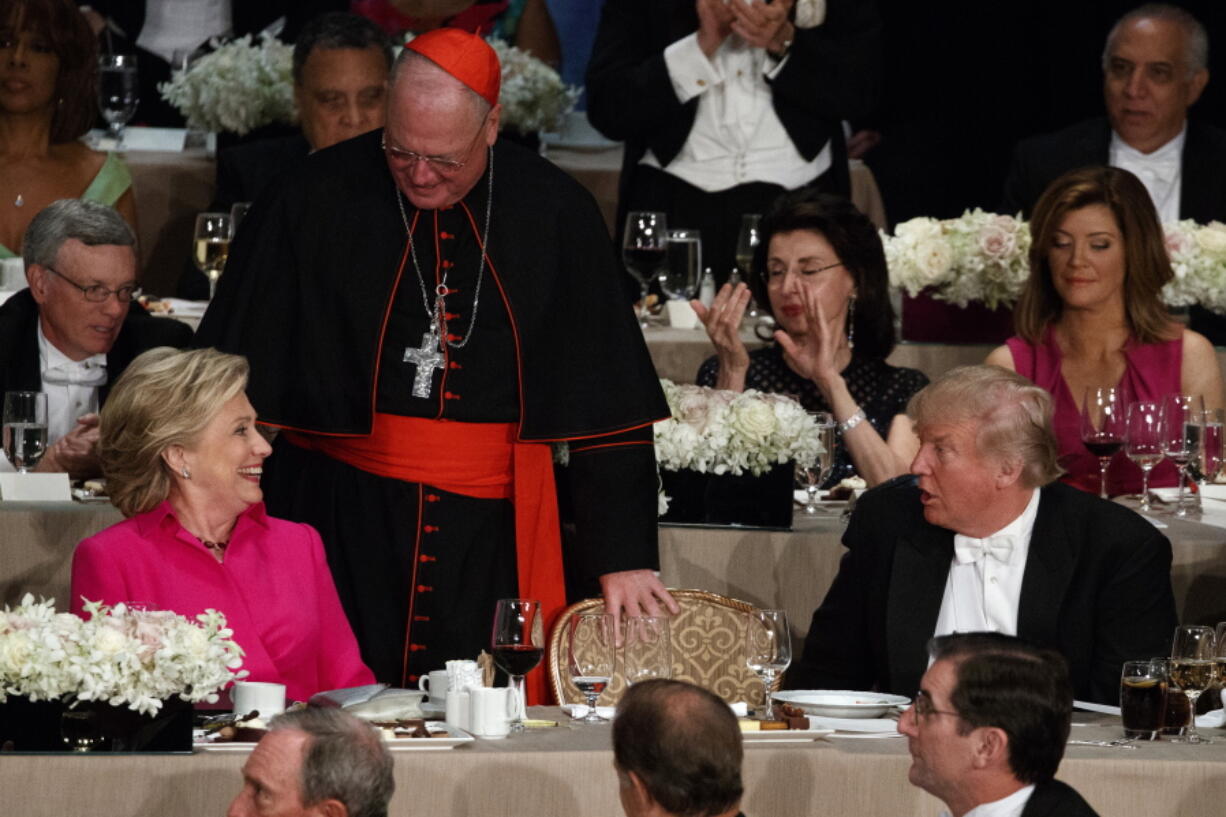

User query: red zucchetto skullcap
[405,28,501,107]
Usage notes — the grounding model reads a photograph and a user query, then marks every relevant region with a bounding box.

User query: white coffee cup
[445,689,470,732]
[418,670,450,702]
[665,298,699,330]
[230,681,287,719]
[469,687,515,738]
[0,257,25,290]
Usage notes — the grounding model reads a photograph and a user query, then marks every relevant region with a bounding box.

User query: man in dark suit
[177,13,394,299]
[1001,4,1226,342]
[0,199,192,478]
[788,365,1176,705]
[586,0,880,289]
[898,632,1100,817]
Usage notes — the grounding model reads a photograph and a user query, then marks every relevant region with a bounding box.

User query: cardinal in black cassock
[196,29,675,703]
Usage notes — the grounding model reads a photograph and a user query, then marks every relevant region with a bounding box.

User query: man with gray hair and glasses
[787,364,1176,704]
[228,707,395,817]
[898,632,1100,817]
[0,198,191,477]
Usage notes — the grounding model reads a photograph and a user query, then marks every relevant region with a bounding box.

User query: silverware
[1067,738,1136,749]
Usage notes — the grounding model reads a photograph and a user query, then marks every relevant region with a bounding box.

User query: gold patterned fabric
[547,589,778,706]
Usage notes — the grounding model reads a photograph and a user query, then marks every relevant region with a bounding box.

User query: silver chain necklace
[395,145,494,352]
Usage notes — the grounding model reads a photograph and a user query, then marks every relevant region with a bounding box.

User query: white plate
[742,727,834,743]
[195,721,473,752]
[772,690,910,719]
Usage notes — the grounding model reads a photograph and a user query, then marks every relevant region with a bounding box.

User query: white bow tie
[954,534,1015,565]
[43,360,107,387]
[1116,155,1179,186]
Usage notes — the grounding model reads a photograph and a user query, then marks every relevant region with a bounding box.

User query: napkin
[806,716,902,733]
[562,704,616,720]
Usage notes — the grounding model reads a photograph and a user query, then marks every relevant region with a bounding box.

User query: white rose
[913,238,954,285]
[893,217,942,244]
[677,392,710,431]
[730,400,777,443]
[92,626,128,657]
[0,632,33,671]
[978,224,1016,260]
[1195,223,1226,257]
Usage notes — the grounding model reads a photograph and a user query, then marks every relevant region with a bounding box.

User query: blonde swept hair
[908,365,1063,488]
[99,347,250,517]
[1014,166,1178,345]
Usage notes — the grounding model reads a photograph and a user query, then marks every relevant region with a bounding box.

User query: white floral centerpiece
[883,209,1032,309]
[1162,220,1226,313]
[158,33,295,135]
[0,595,246,716]
[654,380,825,477]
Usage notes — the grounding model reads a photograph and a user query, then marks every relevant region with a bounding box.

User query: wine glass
[3,391,48,473]
[1160,393,1205,517]
[1199,409,1225,486]
[623,211,668,328]
[735,214,762,318]
[193,212,232,300]
[1125,401,1163,514]
[623,616,672,685]
[1080,386,1125,499]
[567,613,614,724]
[661,229,701,301]
[97,54,139,147]
[795,412,836,515]
[745,609,791,719]
[490,598,544,734]
[1168,625,1217,744]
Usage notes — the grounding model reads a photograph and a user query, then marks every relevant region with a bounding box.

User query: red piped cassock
[197,134,667,704]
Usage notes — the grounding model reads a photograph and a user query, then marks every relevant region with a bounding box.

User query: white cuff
[664,33,724,104]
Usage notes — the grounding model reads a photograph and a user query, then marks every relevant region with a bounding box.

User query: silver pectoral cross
[403,331,445,399]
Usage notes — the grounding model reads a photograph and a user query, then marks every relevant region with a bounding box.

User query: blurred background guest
[586,0,881,291]
[987,166,1224,496]
[0,200,189,478]
[0,0,136,258]
[695,192,925,487]
[176,12,393,299]
[71,347,374,703]
[353,0,561,66]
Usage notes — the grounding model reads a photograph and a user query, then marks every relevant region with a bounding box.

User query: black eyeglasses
[913,690,961,722]
[44,265,140,303]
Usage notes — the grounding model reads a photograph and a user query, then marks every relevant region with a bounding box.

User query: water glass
[1160,393,1204,517]
[624,616,672,684]
[1125,401,1163,513]
[3,391,48,473]
[97,54,138,146]
[567,613,614,724]
[745,609,791,719]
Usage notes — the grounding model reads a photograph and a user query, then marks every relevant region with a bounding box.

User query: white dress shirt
[934,489,1040,638]
[640,32,831,192]
[136,0,232,63]
[1109,126,1185,224]
[940,784,1035,817]
[38,324,105,444]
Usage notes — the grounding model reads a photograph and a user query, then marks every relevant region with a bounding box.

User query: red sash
[284,413,564,705]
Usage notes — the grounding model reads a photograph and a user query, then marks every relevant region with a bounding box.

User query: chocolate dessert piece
[779,704,810,730]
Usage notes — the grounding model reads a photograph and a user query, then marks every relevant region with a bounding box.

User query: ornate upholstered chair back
[547,589,778,707]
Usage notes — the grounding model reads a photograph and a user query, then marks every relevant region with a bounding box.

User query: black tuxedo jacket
[585,0,881,222]
[89,1,336,43]
[1021,780,1101,817]
[1001,116,1226,222]
[0,289,193,404]
[788,477,1177,705]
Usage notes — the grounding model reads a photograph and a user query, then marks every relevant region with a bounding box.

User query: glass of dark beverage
[567,613,614,724]
[622,211,668,329]
[1081,387,1124,499]
[490,598,544,734]
[1151,658,1191,737]
[1120,660,1164,740]
[1168,625,1217,744]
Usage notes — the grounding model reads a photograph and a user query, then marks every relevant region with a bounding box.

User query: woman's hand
[692,284,752,390]
[774,280,845,396]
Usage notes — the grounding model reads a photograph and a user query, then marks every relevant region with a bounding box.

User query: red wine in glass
[491,598,544,733]
[1083,436,1123,459]
[1081,387,1125,499]
[492,644,544,677]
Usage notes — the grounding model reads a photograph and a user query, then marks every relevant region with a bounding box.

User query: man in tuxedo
[0,199,191,478]
[788,365,1176,705]
[1001,4,1226,341]
[586,0,881,289]
[228,707,394,817]
[613,679,746,817]
[898,633,1100,817]
[177,12,394,299]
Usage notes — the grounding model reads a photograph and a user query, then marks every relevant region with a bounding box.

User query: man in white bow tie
[787,364,1176,705]
[0,199,192,477]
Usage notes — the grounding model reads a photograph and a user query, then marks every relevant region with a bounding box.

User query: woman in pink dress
[71,348,374,703]
[987,166,1224,496]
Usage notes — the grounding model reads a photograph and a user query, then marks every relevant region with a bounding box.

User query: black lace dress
[697,345,929,485]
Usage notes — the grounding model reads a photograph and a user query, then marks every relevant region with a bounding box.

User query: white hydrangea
[487,38,580,134]
[0,595,246,716]
[1163,220,1226,313]
[653,381,824,478]
[158,34,295,135]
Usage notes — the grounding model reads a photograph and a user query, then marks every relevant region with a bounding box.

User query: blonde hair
[99,347,250,517]
[908,365,1063,488]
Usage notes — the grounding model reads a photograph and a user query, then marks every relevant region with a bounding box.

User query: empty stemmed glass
[1168,625,1217,744]
[1080,387,1125,499]
[491,599,544,734]
[623,212,668,328]
[745,609,791,719]
[1125,401,1163,514]
[567,613,614,723]
[1161,393,1204,517]
[796,412,836,515]
[624,616,672,685]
